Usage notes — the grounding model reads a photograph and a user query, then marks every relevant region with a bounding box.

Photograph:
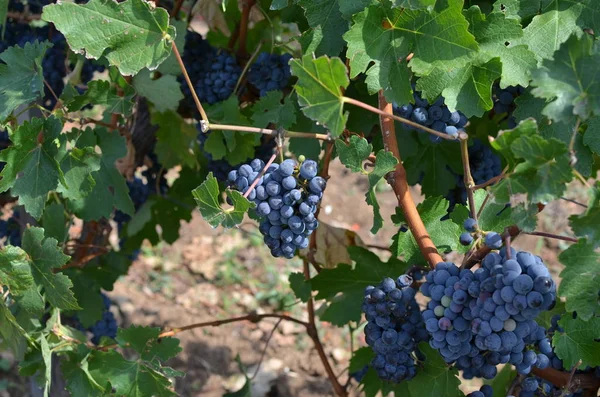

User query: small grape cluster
[78,293,118,345]
[228,159,325,258]
[196,127,276,181]
[180,31,241,110]
[445,139,502,213]
[467,385,493,397]
[459,218,503,249]
[493,84,524,129]
[393,88,468,143]
[248,52,293,96]
[362,275,428,383]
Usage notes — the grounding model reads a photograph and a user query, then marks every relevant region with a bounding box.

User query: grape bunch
[393,88,468,143]
[492,84,525,129]
[78,293,118,345]
[228,158,326,258]
[445,139,502,212]
[248,52,293,96]
[196,126,276,181]
[459,218,504,249]
[361,275,428,383]
[180,31,241,112]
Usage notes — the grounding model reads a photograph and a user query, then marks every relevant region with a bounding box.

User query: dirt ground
[0,160,588,397]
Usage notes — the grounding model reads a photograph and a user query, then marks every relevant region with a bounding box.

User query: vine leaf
[116,326,181,361]
[66,80,135,115]
[61,349,104,397]
[0,117,64,219]
[56,147,102,202]
[192,173,255,229]
[152,110,198,169]
[344,0,478,105]
[569,182,600,245]
[392,196,464,264]
[450,190,513,234]
[516,1,585,63]
[288,272,311,303]
[132,70,183,113]
[251,91,296,129]
[22,227,79,310]
[67,128,135,221]
[290,55,349,138]
[491,121,573,204]
[41,203,68,244]
[336,136,398,233]
[557,239,600,321]
[309,247,408,326]
[0,246,34,296]
[408,344,463,397]
[0,304,28,358]
[493,0,544,22]
[0,41,50,120]
[42,0,176,76]
[297,0,347,56]
[531,34,600,123]
[553,315,600,369]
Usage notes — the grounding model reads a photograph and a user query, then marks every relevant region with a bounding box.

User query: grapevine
[0,1,598,397]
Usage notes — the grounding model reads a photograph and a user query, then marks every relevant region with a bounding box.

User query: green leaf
[62,349,104,397]
[530,34,600,124]
[558,239,600,321]
[392,197,465,264]
[395,0,436,10]
[310,246,408,326]
[42,0,176,76]
[408,344,462,397]
[152,110,198,169]
[552,315,600,369]
[450,190,513,234]
[0,117,63,219]
[0,303,28,359]
[297,0,347,56]
[116,326,181,361]
[569,182,600,244]
[288,272,311,303]
[66,80,135,114]
[41,203,68,244]
[0,41,50,120]
[349,347,373,373]
[517,0,584,63]
[132,70,183,113]
[192,173,255,229]
[40,335,52,397]
[67,128,135,220]
[464,8,536,88]
[0,246,34,296]
[88,350,177,397]
[510,203,538,232]
[22,227,78,310]
[493,0,542,21]
[290,55,349,138]
[417,57,502,117]
[344,0,478,104]
[335,135,372,174]
[56,147,102,202]
[251,91,296,129]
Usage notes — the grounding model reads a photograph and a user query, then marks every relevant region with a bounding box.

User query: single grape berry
[484,232,503,249]
[460,232,474,246]
[463,218,477,232]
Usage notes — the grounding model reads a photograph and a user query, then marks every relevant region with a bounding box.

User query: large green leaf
[0,41,50,120]
[66,80,135,115]
[42,0,175,76]
[531,34,600,123]
[408,344,463,397]
[290,55,349,138]
[0,117,64,219]
[558,239,600,321]
[310,247,408,326]
[152,110,198,169]
[251,91,297,130]
[132,70,183,113]
[569,182,600,245]
[553,315,600,369]
[297,0,347,56]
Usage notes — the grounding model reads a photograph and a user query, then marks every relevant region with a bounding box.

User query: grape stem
[377,91,443,269]
[343,96,459,141]
[459,132,478,223]
[522,231,578,243]
[250,318,282,380]
[472,167,507,190]
[207,123,332,141]
[242,151,278,199]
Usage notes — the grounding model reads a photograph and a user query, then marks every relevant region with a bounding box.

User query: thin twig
[343,96,458,141]
[476,192,491,219]
[243,152,278,198]
[522,231,578,243]
[507,374,524,396]
[560,361,582,397]
[251,318,282,380]
[377,91,443,269]
[171,41,209,123]
[208,123,332,141]
[473,170,507,190]
[234,41,263,95]
[504,228,512,259]
[560,196,588,209]
[459,133,477,223]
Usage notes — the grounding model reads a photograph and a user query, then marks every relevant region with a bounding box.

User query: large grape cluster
[248,52,293,96]
[78,293,118,345]
[492,84,524,129]
[445,139,502,212]
[393,88,468,143]
[180,31,241,111]
[362,275,428,383]
[228,159,325,258]
[196,126,276,181]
